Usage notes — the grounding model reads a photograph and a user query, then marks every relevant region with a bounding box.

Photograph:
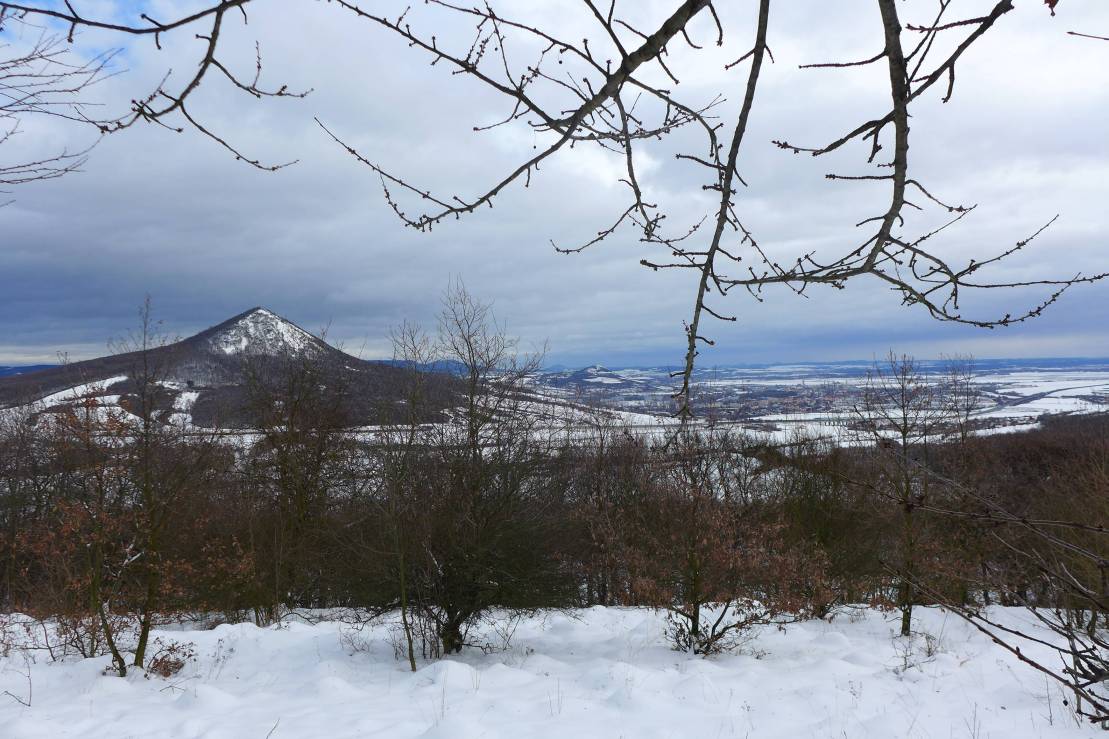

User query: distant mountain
[378,358,469,376]
[0,365,57,378]
[0,308,457,428]
[539,365,645,391]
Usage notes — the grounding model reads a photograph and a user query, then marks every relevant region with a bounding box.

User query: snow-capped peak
[205,307,320,357]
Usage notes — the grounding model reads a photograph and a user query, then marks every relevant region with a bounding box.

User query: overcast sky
[1,0,1106,367]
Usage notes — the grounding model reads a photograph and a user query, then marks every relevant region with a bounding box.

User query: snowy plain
[0,607,1098,738]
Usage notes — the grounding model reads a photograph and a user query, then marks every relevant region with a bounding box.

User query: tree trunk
[440,620,464,655]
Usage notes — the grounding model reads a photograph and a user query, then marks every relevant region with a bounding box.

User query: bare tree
[940,354,980,445]
[359,320,438,670]
[916,418,1109,726]
[239,339,358,622]
[1,1,1104,414]
[311,0,1107,417]
[0,400,46,611]
[851,353,943,636]
[108,298,223,669]
[622,427,829,655]
[0,15,115,202]
[35,378,134,675]
[404,282,571,655]
[0,2,306,172]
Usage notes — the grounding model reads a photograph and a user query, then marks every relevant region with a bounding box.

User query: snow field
[0,606,1095,738]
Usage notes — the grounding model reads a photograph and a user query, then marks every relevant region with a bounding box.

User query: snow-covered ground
[0,607,1096,738]
[35,376,129,408]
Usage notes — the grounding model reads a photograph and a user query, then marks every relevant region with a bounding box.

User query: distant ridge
[544,357,1109,373]
[378,358,469,376]
[0,365,57,378]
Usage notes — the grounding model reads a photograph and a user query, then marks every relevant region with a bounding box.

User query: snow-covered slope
[0,606,1093,738]
[541,365,645,391]
[201,307,323,357]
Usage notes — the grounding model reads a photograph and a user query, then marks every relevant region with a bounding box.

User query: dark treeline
[0,293,1105,720]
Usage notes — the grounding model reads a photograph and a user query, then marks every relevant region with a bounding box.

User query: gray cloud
[1,0,1106,365]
